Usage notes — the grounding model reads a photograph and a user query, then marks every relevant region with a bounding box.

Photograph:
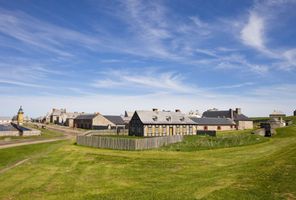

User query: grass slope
[0,126,295,199]
[161,130,268,151]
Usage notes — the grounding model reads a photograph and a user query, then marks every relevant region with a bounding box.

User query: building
[17,106,24,125]
[74,113,124,130]
[202,108,253,130]
[187,110,201,118]
[122,111,134,128]
[49,108,66,124]
[103,115,126,132]
[64,113,80,128]
[269,110,286,128]
[0,117,12,124]
[129,109,197,137]
[189,117,236,131]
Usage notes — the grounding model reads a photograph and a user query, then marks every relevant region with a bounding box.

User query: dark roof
[233,113,251,121]
[203,110,231,118]
[202,110,252,121]
[0,124,18,131]
[190,117,235,125]
[75,114,97,120]
[103,115,125,125]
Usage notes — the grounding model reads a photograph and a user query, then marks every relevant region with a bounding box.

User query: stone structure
[49,108,66,124]
[17,106,24,125]
[190,117,236,131]
[202,108,253,130]
[269,110,286,128]
[74,113,124,131]
[0,123,41,136]
[129,109,197,137]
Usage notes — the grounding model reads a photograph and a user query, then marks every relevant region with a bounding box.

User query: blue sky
[0,0,296,117]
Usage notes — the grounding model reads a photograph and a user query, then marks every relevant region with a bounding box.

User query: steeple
[17,106,24,125]
[18,106,24,114]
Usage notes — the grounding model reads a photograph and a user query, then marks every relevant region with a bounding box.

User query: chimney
[236,108,241,115]
[175,109,181,113]
[229,109,234,119]
[152,108,158,112]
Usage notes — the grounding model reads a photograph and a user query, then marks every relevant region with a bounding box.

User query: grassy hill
[0,125,295,199]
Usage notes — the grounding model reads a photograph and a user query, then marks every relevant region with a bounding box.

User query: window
[163,126,167,135]
[177,127,180,134]
[148,127,152,134]
[155,126,159,135]
[218,126,221,130]
[204,126,208,130]
[189,126,193,134]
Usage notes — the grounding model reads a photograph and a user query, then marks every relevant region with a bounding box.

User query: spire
[18,106,24,113]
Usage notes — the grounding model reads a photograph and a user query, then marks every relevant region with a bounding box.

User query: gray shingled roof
[190,117,235,125]
[202,110,252,121]
[75,114,97,120]
[103,115,125,125]
[135,110,196,124]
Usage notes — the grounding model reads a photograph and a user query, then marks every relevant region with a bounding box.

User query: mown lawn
[0,126,295,199]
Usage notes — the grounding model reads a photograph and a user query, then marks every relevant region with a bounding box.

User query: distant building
[103,115,126,132]
[0,117,12,124]
[129,109,196,137]
[50,108,66,124]
[269,110,286,128]
[74,113,125,130]
[189,117,236,131]
[122,111,134,128]
[64,113,80,128]
[202,108,253,130]
[187,110,201,118]
[17,106,24,125]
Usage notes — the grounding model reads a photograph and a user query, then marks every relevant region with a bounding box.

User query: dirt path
[0,158,30,174]
[0,137,67,149]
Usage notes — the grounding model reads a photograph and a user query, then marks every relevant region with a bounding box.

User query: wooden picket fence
[76,135,183,150]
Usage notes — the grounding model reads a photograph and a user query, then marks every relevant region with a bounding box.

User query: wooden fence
[76,135,183,150]
[85,129,128,136]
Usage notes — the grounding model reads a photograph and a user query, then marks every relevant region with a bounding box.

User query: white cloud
[241,12,265,50]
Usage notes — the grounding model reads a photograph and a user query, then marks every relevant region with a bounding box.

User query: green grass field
[0,122,295,199]
[161,130,269,151]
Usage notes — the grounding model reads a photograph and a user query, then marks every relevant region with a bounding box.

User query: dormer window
[152,116,158,121]
[180,117,185,121]
[166,116,171,121]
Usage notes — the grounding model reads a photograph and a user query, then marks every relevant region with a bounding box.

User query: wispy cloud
[92,68,196,93]
[0,79,49,88]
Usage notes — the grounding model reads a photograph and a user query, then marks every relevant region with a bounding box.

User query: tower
[17,106,24,125]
